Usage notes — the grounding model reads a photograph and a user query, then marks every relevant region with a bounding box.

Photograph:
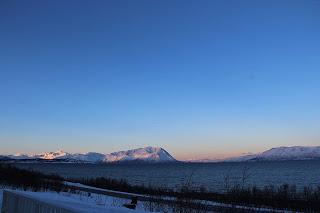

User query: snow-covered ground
[62,182,295,213]
[0,183,296,213]
[0,188,151,213]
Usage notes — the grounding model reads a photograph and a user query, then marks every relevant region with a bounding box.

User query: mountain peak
[105,146,176,162]
[35,150,69,160]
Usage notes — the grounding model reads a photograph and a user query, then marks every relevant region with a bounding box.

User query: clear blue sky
[0,0,319,159]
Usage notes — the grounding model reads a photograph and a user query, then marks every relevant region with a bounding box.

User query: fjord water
[15,160,320,192]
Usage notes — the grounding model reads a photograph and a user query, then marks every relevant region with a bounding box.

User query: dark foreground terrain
[1,163,320,212]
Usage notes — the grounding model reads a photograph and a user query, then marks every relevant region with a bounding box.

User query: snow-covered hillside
[34,150,70,159]
[254,146,320,161]
[225,146,320,162]
[0,189,150,213]
[6,150,71,160]
[2,146,176,163]
[104,146,176,162]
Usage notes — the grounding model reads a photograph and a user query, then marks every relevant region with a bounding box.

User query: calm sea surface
[14,160,320,192]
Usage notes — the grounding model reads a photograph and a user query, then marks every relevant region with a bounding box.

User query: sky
[0,0,320,160]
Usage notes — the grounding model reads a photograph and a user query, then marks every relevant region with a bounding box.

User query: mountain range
[1,146,320,163]
[1,146,176,163]
[191,146,320,162]
[225,146,320,162]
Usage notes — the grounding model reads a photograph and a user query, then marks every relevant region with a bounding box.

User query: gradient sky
[0,0,320,160]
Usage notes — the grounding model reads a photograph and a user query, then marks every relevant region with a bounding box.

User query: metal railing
[1,190,76,213]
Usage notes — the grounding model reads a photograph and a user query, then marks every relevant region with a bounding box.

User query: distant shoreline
[2,158,320,165]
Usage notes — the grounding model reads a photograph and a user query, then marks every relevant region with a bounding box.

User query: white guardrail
[1,190,77,213]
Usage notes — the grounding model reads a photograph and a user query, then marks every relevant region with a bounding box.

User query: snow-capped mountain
[253,146,320,161]
[68,152,106,162]
[34,150,69,160]
[2,147,176,163]
[104,146,176,162]
[225,146,320,162]
[6,153,31,160]
[6,150,70,160]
